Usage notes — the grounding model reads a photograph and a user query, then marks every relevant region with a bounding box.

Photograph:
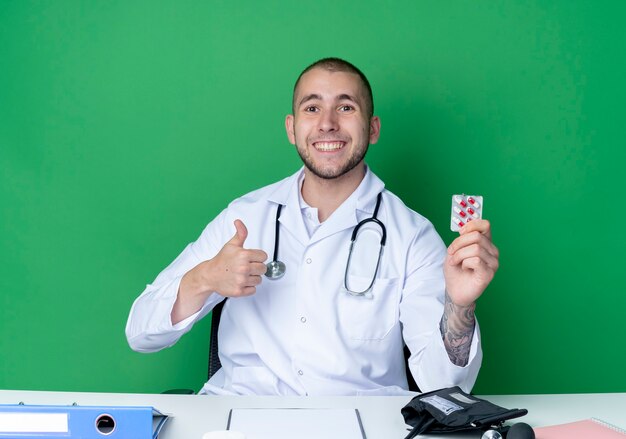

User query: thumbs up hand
[207,219,269,297]
[170,220,267,325]
[227,219,249,247]
[173,220,268,324]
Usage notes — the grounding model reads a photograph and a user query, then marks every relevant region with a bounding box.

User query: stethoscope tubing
[344,192,386,295]
[265,192,386,296]
[265,204,286,279]
[272,204,283,263]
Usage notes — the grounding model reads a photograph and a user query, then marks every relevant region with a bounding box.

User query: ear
[285,114,296,145]
[369,116,381,144]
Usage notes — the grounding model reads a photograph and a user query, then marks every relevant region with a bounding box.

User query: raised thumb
[229,219,248,247]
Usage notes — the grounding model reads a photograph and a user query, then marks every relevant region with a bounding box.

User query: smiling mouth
[313,141,345,152]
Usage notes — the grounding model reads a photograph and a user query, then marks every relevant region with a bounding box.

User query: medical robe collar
[265,166,385,247]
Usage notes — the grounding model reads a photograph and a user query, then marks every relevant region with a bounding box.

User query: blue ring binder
[0,403,169,438]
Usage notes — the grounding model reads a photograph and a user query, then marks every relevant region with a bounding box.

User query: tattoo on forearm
[440,291,476,367]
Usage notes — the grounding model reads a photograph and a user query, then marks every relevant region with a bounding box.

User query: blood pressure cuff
[401,386,528,438]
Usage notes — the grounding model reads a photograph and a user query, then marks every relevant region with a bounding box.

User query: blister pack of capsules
[451,194,483,231]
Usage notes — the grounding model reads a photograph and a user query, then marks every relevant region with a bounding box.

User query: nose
[318,109,339,133]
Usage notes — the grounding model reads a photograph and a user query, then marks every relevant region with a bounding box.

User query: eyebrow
[297,93,360,108]
[337,94,358,104]
[298,93,322,108]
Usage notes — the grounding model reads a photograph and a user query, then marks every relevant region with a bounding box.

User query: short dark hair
[292,57,374,118]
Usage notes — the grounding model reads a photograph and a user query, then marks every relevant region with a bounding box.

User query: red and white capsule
[468,197,481,209]
[466,207,479,218]
[454,195,467,208]
[453,206,467,218]
[452,216,464,228]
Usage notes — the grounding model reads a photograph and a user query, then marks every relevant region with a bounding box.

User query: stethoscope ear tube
[344,192,386,295]
[344,243,385,296]
[349,217,387,246]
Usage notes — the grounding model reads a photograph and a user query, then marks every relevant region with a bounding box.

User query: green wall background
[1,1,625,395]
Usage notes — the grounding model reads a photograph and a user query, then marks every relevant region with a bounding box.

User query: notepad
[227,408,366,439]
[534,418,626,439]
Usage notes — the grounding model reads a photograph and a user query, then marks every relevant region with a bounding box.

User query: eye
[304,105,319,113]
[339,105,354,112]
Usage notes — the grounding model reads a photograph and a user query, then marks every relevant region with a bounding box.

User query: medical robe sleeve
[125,209,229,352]
[400,221,482,394]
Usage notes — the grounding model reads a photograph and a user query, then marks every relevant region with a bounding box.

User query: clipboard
[227,407,366,439]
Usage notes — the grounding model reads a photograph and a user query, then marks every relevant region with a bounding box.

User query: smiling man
[126,58,499,396]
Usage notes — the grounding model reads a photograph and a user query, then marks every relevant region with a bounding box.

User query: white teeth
[314,142,344,151]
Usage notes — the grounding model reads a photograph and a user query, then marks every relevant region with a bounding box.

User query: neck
[301,163,366,222]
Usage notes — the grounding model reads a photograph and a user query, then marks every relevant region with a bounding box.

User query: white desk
[1,390,624,438]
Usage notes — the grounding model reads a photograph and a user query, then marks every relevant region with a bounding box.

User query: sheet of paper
[227,408,365,439]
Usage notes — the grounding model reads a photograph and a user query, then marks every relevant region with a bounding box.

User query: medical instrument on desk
[402,387,529,439]
[265,192,387,297]
[481,422,535,439]
[265,204,286,279]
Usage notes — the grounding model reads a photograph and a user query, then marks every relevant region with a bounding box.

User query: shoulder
[380,187,446,253]
[197,172,297,245]
[365,168,431,230]
[226,171,297,211]
[381,188,433,230]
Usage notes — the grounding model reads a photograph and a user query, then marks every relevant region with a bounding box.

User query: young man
[126,58,499,396]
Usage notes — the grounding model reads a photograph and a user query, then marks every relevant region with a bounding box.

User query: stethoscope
[265,192,386,296]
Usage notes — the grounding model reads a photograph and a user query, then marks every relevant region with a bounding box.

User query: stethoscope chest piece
[265,260,286,279]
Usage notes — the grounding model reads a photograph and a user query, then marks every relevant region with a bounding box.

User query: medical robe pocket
[338,275,400,341]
